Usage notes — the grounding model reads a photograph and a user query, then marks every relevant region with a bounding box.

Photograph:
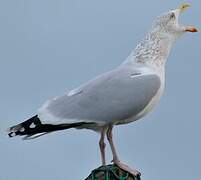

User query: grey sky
[0,0,200,179]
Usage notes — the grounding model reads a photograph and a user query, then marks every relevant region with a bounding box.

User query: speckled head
[152,3,198,40]
[124,3,198,67]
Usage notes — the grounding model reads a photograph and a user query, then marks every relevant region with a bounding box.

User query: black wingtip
[7,115,40,138]
[8,115,97,139]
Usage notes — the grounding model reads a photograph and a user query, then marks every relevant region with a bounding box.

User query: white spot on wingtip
[30,123,36,128]
[19,127,25,132]
[10,132,16,137]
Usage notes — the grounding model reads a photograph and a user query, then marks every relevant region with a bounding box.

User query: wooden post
[85,164,141,180]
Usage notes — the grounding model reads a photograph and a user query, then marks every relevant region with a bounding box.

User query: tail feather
[8,115,94,139]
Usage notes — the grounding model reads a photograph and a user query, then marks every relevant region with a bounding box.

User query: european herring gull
[8,4,198,176]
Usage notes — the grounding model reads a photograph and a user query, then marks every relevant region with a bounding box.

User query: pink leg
[106,125,141,176]
[99,128,106,166]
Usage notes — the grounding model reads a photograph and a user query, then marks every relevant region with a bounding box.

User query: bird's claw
[113,159,141,177]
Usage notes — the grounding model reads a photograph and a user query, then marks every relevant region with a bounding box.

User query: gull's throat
[124,31,173,69]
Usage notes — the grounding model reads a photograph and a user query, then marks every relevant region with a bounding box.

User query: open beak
[179,3,198,33]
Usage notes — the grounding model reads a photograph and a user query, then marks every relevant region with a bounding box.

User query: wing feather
[38,67,161,125]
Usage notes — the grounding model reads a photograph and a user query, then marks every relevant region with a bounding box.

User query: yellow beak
[179,3,191,13]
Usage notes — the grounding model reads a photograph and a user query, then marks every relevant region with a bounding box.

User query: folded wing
[38,67,161,125]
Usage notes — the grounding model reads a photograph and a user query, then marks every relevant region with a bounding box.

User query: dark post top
[85,164,141,180]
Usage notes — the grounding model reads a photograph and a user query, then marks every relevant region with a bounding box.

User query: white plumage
[8,4,197,176]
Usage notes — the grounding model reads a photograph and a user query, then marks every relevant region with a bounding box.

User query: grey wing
[38,67,161,125]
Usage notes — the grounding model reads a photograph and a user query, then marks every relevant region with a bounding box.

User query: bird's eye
[170,12,175,20]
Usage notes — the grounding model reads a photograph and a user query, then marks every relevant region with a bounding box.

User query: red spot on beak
[185,27,199,32]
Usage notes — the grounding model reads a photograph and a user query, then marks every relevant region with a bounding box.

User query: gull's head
[152,3,198,40]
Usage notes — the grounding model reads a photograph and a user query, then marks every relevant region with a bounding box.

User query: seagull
[8,4,198,176]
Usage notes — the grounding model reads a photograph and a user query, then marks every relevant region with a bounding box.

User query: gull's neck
[123,30,174,71]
